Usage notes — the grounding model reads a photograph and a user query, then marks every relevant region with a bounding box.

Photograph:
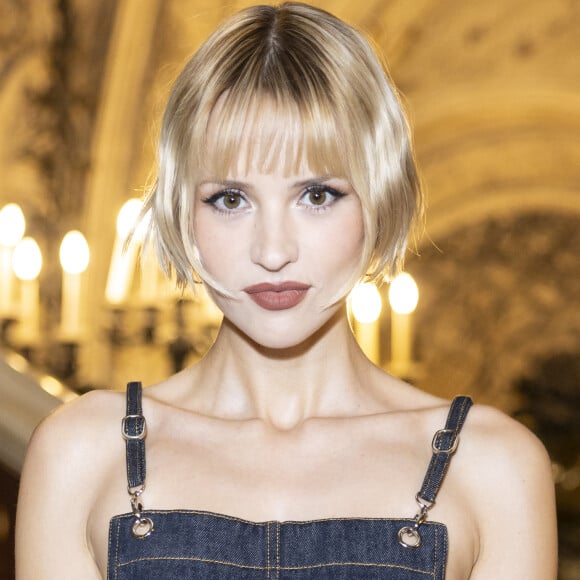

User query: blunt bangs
[202,92,347,183]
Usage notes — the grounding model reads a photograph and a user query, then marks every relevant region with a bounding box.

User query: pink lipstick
[243,282,311,311]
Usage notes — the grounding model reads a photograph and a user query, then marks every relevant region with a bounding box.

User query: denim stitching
[276,521,280,580]
[106,518,114,580]
[111,510,443,526]
[114,509,273,525]
[441,525,449,580]
[433,525,438,578]
[422,461,436,497]
[117,557,434,575]
[118,556,269,570]
[280,563,433,574]
[267,521,270,579]
[458,398,470,429]
[125,447,129,487]
[114,517,121,580]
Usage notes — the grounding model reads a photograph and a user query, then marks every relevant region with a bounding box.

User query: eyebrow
[198,179,248,189]
[293,176,335,187]
[198,175,339,188]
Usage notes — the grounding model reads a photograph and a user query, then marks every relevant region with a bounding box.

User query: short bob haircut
[145,1,422,296]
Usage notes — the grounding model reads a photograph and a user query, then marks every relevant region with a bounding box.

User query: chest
[90,417,477,578]
[147,420,432,516]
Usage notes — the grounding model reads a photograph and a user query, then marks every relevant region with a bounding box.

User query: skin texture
[16,138,558,578]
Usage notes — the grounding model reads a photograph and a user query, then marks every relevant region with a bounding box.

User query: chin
[247,332,325,356]
[226,307,343,353]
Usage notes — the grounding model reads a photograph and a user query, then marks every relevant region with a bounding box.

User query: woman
[16,3,557,579]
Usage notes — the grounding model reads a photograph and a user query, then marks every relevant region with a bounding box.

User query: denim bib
[108,382,472,580]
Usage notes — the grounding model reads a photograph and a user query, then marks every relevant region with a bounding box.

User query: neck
[190,307,376,429]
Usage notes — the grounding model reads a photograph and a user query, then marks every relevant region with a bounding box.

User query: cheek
[193,208,246,272]
[323,210,364,264]
[344,213,365,252]
[300,215,363,286]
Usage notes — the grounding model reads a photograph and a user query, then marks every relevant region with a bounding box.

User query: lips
[243,282,311,311]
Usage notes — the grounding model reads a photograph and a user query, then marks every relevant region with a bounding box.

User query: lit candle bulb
[59,230,90,340]
[388,273,419,377]
[0,203,26,318]
[349,282,382,364]
[134,210,160,307]
[12,237,42,345]
[106,199,142,305]
[139,245,160,306]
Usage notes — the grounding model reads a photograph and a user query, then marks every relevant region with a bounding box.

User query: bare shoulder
[458,402,554,508]
[34,387,123,428]
[25,389,124,470]
[16,389,124,579]
[459,403,558,579]
[19,389,126,510]
[462,403,552,481]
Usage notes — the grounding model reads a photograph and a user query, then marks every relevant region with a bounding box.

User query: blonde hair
[145,2,423,294]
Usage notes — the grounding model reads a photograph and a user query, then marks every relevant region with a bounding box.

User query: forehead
[202,93,347,180]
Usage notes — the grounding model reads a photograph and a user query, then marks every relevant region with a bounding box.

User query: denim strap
[123,381,147,490]
[417,395,473,505]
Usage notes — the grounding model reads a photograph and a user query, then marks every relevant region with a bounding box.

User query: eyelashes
[301,185,347,209]
[201,184,348,215]
[202,189,248,212]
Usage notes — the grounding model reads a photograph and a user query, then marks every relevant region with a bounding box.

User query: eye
[300,185,346,209]
[222,192,243,209]
[202,189,248,212]
[306,188,327,206]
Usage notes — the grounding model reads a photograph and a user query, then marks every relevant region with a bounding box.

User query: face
[193,121,364,350]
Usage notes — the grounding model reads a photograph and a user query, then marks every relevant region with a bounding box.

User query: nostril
[250,222,298,272]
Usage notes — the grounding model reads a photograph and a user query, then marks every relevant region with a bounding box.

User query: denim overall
[108,382,472,579]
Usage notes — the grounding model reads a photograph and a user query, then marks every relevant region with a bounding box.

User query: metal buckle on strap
[431,428,459,454]
[122,415,147,440]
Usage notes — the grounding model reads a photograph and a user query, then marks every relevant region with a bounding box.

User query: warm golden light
[0,203,26,247]
[350,282,382,324]
[39,374,78,402]
[59,231,90,274]
[134,208,151,243]
[388,273,419,315]
[12,237,42,281]
[117,198,144,240]
[105,200,145,305]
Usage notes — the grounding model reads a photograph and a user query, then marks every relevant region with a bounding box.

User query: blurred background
[0,0,579,577]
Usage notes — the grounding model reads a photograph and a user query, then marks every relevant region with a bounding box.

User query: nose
[250,210,298,272]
